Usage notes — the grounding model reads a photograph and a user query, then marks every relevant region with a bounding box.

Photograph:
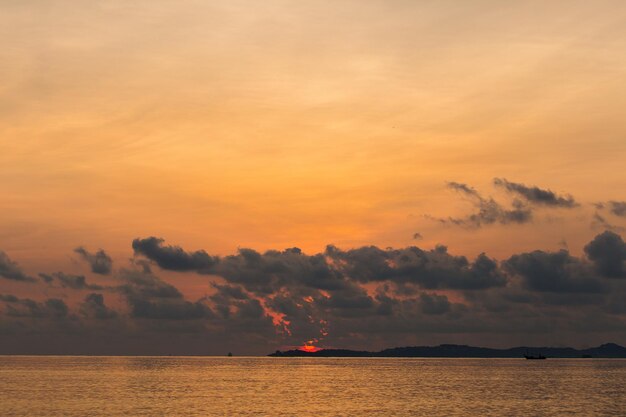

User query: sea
[0,356,624,416]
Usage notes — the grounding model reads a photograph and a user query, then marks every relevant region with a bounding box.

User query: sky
[1,0,626,355]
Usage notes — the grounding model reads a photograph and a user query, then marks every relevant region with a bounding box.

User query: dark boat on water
[524,353,546,360]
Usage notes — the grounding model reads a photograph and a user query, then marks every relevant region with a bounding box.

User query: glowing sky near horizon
[1,0,625,267]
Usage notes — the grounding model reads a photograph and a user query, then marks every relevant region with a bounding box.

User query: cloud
[596,201,626,218]
[117,269,183,299]
[437,179,584,228]
[210,283,249,301]
[584,231,626,278]
[233,298,265,319]
[447,181,480,197]
[316,285,376,317]
[215,247,347,294]
[132,237,218,273]
[609,201,626,217]
[419,293,451,315]
[0,295,68,318]
[505,250,605,293]
[209,283,253,318]
[79,293,117,319]
[127,297,213,320]
[493,178,578,208]
[443,182,532,227]
[131,237,511,342]
[39,272,104,290]
[117,269,214,320]
[74,247,113,275]
[326,245,507,290]
[0,251,35,282]
[591,212,624,232]
[592,201,626,231]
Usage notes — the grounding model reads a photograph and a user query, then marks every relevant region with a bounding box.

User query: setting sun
[300,345,321,353]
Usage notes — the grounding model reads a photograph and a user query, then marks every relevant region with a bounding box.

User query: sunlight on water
[0,357,624,416]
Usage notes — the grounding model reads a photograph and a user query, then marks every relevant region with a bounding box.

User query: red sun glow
[299,344,321,352]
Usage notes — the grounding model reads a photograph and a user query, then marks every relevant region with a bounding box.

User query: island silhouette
[269,343,626,358]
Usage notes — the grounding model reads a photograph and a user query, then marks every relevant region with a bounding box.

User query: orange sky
[1,0,626,275]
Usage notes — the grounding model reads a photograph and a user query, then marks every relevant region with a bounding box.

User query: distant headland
[269,343,626,358]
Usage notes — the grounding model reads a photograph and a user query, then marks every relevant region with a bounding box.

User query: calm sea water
[0,356,624,416]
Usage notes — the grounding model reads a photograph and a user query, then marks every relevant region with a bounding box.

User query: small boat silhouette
[524,351,546,360]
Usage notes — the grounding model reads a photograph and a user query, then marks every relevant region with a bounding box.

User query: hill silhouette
[269,343,626,358]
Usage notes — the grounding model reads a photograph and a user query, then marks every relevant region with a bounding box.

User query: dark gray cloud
[215,247,347,294]
[609,201,626,217]
[447,181,480,197]
[505,250,605,293]
[117,269,214,320]
[131,258,153,274]
[584,231,626,278]
[210,283,249,301]
[113,232,626,317]
[132,237,218,273]
[444,182,532,227]
[316,285,376,317]
[127,297,213,320]
[39,273,54,284]
[326,245,507,290]
[0,251,35,282]
[493,178,578,208]
[419,293,451,315]
[116,269,183,299]
[592,201,626,231]
[437,179,584,229]
[0,294,19,303]
[74,247,113,275]
[596,201,626,218]
[209,283,275,321]
[591,212,624,232]
[234,298,265,319]
[40,272,104,290]
[79,293,117,319]
[0,295,68,318]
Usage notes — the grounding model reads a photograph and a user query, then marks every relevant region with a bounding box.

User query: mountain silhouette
[269,343,626,358]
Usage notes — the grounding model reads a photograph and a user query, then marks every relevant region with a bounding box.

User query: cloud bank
[1,231,625,354]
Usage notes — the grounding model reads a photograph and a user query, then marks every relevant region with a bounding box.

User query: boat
[524,353,546,360]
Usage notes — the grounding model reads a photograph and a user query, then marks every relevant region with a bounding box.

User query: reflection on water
[0,356,624,416]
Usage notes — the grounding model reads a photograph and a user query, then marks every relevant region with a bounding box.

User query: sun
[299,344,321,353]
